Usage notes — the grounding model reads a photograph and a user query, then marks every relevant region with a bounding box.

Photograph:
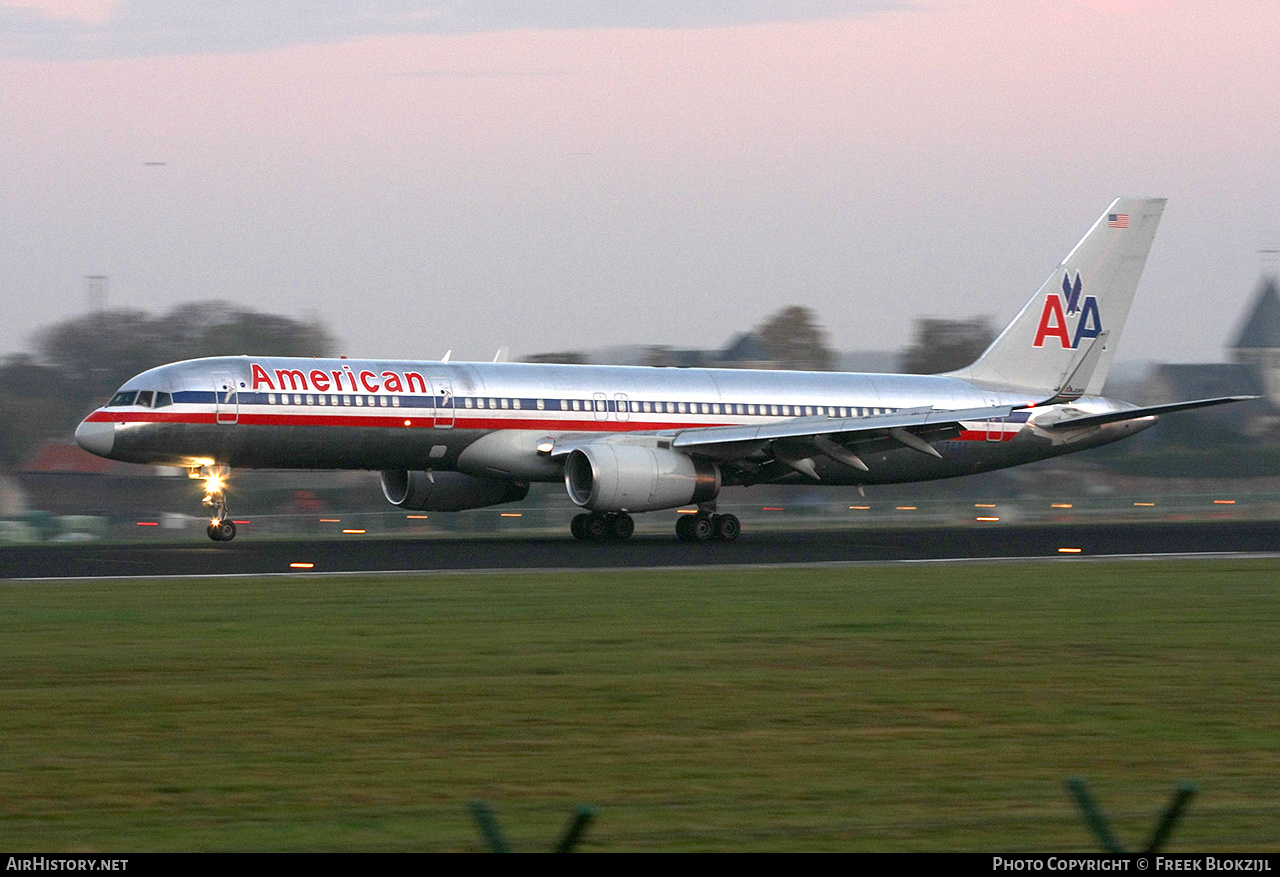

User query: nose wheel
[207,519,237,542]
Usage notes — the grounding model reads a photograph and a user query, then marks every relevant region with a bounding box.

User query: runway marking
[6,551,1280,583]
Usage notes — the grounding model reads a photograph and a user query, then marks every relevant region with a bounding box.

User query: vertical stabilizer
[949,198,1165,396]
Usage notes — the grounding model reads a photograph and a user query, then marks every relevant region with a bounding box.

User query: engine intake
[381,470,529,512]
[564,444,719,512]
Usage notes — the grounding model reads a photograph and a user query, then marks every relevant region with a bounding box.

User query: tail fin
[949,197,1166,397]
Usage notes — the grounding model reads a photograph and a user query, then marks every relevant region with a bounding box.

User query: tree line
[0,304,335,469]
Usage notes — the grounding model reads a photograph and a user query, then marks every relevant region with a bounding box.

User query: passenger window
[392,396,400,407]
[712,403,720,414]
[490,398,498,409]
[513,398,521,409]
[536,399,545,410]
[344,396,351,406]
[840,407,848,417]
[154,392,172,408]
[501,398,509,409]
[331,395,338,405]
[464,398,473,408]
[356,396,364,406]
[769,405,777,416]
[678,402,687,413]
[570,400,578,411]
[268,394,277,404]
[318,395,326,406]
[748,405,756,415]
[307,395,314,405]
[295,394,303,405]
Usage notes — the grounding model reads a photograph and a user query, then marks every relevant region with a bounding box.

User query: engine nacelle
[381,470,529,512]
[563,444,720,513]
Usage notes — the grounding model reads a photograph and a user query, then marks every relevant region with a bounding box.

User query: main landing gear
[571,511,636,542]
[675,512,740,543]
[569,511,741,543]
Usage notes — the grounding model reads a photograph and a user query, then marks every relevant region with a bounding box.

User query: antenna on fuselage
[493,347,508,363]
[441,350,452,363]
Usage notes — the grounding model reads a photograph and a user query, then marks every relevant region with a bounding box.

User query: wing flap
[670,404,1016,449]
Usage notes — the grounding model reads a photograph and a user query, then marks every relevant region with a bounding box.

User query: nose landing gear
[194,465,236,542]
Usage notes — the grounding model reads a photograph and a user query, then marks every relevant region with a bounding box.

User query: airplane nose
[75,418,115,457]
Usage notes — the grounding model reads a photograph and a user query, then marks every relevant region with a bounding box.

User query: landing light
[1052,503,1073,509]
[1058,548,1082,554]
[536,439,555,455]
[290,562,315,569]
[1214,499,1236,505]
[976,516,1000,522]
[204,474,225,494]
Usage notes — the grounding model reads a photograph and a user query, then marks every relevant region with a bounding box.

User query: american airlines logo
[1033,271,1102,349]
[251,363,429,394]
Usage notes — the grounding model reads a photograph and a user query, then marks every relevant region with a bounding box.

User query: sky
[2,0,1279,366]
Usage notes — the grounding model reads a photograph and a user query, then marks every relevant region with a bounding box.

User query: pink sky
[2,1,1279,365]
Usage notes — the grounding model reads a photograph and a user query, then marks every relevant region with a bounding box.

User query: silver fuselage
[75,355,1154,487]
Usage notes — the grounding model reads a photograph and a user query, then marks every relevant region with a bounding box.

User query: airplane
[74,197,1251,543]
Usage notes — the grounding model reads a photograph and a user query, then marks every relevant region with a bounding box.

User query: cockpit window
[108,391,137,407]
[154,391,172,408]
[135,390,154,408]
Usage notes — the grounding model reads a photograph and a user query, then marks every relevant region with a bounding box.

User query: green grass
[2,560,1279,851]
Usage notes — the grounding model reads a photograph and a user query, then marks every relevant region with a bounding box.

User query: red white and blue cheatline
[1108,213,1129,228]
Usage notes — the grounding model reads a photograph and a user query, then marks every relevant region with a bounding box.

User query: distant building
[1140,274,1280,436]
[1230,274,1280,409]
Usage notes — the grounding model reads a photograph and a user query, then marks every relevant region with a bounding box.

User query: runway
[2,519,1278,579]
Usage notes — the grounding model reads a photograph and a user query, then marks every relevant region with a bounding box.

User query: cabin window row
[267,393,403,408]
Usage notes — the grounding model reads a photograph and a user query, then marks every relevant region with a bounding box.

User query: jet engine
[381,470,529,512]
[563,444,719,513]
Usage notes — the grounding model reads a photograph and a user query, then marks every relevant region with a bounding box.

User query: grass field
[1,559,1278,851]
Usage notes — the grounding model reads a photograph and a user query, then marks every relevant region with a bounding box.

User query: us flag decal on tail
[1108,213,1129,228]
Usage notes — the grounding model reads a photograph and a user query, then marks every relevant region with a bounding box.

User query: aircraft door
[983,393,1002,442]
[431,376,454,428]
[593,392,608,422]
[615,393,630,422]
[214,371,238,424]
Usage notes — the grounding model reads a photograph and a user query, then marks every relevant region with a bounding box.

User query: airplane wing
[1034,396,1258,431]
[549,403,1017,481]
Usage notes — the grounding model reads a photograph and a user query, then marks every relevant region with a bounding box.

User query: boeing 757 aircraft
[75,198,1248,542]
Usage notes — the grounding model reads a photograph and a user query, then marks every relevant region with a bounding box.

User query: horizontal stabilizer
[1040,396,1257,430]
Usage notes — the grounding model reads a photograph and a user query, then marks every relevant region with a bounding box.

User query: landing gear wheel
[677,513,715,543]
[608,513,635,541]
[676,514,696,542]
[583,512,610,542]
[208,519,236,542]
[713,514,740,542]
[570,513,588,540]
[690,514,714,542]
